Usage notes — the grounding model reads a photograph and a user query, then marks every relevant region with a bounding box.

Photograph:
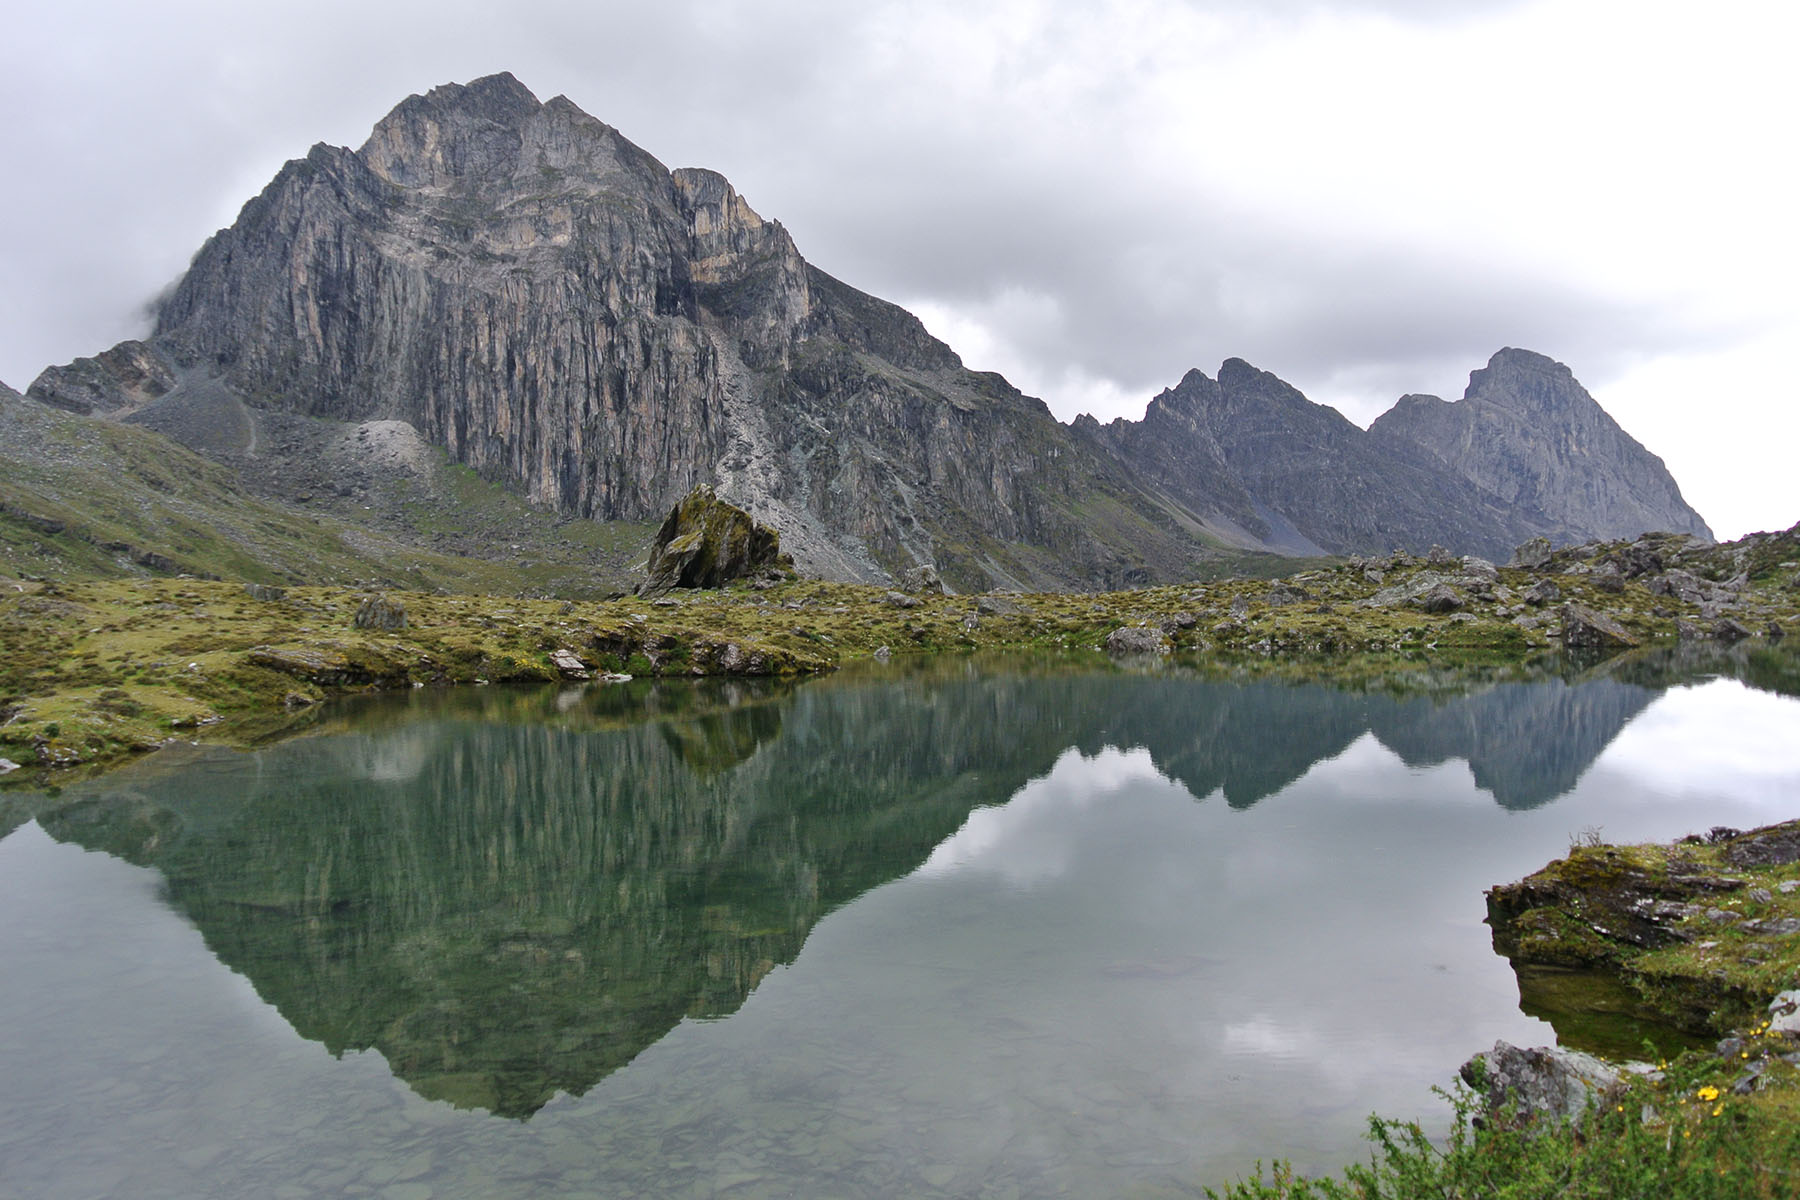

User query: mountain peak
[1464,347,1588,420]
[1370,347,1712,543]
[358,73,546,190]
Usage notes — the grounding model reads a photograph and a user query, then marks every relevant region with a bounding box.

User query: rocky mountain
[1085,359,1549,561]
[17,74,1713,591]
[27,73,1229,592]
[1369,348,1712,544]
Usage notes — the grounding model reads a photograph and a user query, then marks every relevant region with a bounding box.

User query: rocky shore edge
[1212,821,1800,1197]
[1468,818,1800,1120]
[3,524,1797,782]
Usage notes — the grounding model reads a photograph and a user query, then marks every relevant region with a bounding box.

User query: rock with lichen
[353,594,407,631]
[638,485,792,597]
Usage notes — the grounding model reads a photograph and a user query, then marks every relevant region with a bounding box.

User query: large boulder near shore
[639,485,793,597]
[1460,1042,1625,1131]
[1558,603,1638,650]
[1104,625,1172,657]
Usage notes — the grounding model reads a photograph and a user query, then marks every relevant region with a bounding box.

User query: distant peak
[430,72,542,117]
[1465,347,1585,410]
[1483,347,1572,377]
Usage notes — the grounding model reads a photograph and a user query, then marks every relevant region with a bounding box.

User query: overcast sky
[4,0,1794,539]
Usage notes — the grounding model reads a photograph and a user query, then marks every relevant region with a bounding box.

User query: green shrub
[1209,1064,1800,1200]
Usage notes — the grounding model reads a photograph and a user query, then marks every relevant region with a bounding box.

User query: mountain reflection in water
[22,645,1800,1120]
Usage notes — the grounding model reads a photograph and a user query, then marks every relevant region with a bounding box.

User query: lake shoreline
[4,526,1796,783]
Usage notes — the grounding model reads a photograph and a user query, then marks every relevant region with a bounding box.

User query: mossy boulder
[1487,821,1800,1036]
[638,485,792,597]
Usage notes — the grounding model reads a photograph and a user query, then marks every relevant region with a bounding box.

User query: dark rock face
[1510,537,1554,570]
[639,485,788,596]
[1460,1041,1624,1131]
[27,341,174,416]
[1370,349,1712,545]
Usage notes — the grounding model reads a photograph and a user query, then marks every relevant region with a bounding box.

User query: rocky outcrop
[1103,625,1172,657]
[353,594,408,631]
[1558,602,1639,650]
[1485,821,1800,1034]
[638,485,790,596]
[26,341,174,416]
[1370,349,1712,545]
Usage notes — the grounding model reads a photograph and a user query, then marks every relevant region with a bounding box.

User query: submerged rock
[639,485,791,597]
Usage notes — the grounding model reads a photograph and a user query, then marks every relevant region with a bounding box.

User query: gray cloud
[0,0,1764,442]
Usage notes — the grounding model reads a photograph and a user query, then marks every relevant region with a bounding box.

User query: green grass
[1211,1035,1800,1200]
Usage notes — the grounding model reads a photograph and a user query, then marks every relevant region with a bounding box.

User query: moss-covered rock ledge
[1487,820,1800,1037]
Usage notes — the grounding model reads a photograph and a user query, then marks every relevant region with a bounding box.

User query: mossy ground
[4,536,1797,782]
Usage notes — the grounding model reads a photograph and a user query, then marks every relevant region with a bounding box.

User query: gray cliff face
[55,73,1219,589]
[155,74,731,524]
[1369,348,1712,544]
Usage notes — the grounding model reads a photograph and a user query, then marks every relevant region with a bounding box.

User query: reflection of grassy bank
[1211,823,1800,1199]
[4,527,1797,780]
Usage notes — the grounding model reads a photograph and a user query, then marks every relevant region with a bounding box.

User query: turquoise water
[2,652,1798,1197]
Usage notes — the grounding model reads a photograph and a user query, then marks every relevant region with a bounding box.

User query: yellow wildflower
[1696,1085,1721,1102]
[1712,1104,1725,1117]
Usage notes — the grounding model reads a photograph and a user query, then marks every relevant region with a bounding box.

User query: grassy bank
[4,528,1797,780]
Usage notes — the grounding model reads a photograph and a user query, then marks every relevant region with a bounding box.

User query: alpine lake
[3,645,1799,1199]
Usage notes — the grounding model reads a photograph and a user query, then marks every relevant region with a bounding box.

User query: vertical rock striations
[59,73,1225,590]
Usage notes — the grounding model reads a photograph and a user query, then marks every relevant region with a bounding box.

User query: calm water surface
[3,650,1799,1198]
